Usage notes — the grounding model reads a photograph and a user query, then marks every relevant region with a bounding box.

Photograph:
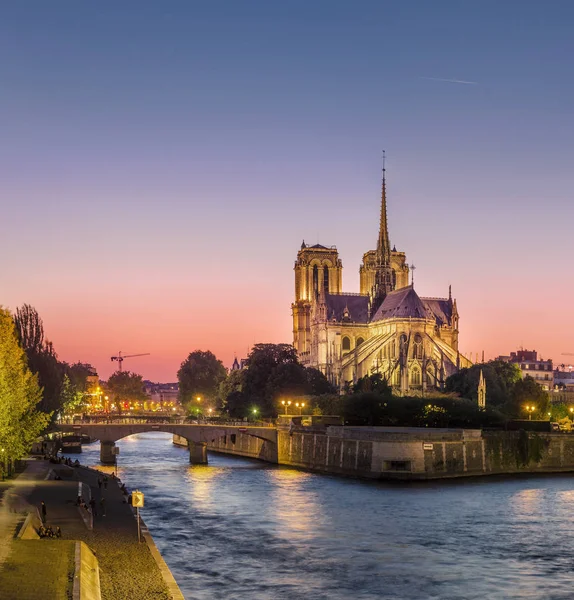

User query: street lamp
[295,402,306,415]
[281,400,292,415]
[525,405,536,421]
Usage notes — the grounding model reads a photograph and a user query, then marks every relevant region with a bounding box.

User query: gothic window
[356,337,364,347]
[342,337,351,352]
[323,265,329,295]
[392,369,400,386]
[399,333,408,357]
[313,265,319,297]
[411,367,421,386]
[413,334,423,360]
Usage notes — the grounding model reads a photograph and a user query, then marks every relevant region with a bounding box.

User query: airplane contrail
[421,76,478,85]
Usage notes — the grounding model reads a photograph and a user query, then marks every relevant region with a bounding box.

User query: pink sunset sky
[2,3,573,381]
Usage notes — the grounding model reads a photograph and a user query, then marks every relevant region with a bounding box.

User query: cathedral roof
[371,286,434,321]
[309,244,329,250]
[325,293,369,323]
[421,297,452,326]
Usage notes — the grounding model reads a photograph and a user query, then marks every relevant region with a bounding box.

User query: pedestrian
[100,497,106,517]
[103,475,108,490]
[97,477,102,490]
[89,498,97,517]
[40,501,47,522]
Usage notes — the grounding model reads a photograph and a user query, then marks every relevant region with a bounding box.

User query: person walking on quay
[103,475,108,490]
[89,497,97,517]
[40,501,47,523]
[100,497,106,517]
[97,477,102,490]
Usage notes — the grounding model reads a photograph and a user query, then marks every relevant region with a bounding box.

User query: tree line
[0,303,150,470]
[177,347,555,428]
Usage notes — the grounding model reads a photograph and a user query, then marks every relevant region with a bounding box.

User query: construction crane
[111,351,150,371]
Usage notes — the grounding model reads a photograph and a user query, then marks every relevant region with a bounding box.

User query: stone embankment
[177,423,574,481]
[0,458,184,600]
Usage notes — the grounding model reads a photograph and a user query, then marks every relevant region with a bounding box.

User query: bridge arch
[55,423,278,466]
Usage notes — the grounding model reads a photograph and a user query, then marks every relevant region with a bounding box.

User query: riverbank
[0,458,184,600]
[176,426,574,481]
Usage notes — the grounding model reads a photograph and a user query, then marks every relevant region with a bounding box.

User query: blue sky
[1,1,573,378]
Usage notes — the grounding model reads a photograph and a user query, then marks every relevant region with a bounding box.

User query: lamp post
[295,402,306,415]
[252,408,258,421]
[525,405,536,421]
[281,400,292,415]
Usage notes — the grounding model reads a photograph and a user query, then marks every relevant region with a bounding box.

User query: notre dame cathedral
[292,164,471,395]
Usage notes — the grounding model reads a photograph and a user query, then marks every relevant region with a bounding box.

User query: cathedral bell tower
[292,242,342,360]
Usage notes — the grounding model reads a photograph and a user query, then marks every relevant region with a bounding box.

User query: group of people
[38,524,61,538]
[46,455,80,467]
[39,463,132,538]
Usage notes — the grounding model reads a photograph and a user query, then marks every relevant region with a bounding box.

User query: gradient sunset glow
[2,2,573,381]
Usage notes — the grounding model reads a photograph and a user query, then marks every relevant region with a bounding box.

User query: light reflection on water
[69,433,574,600]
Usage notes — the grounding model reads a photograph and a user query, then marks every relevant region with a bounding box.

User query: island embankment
[0,457,184,600]
[175,426,574,481]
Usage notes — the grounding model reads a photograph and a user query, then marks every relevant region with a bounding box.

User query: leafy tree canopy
[178,350,227,406]
[445,360,522,406]
[351,373,392,395]
[13,304,66,416]
[0,307,50,464]
[306,368,336,396]
[505,375,550,418]
[106,371,147,407]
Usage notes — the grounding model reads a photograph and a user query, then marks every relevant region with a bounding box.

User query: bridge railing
[62,416,276,427]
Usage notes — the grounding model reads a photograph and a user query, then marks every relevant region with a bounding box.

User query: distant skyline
[2,1,573,380]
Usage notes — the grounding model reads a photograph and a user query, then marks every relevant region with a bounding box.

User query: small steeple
[301,239,306,250]
[478,369,486,408]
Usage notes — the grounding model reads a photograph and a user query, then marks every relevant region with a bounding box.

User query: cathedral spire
[369,152,395,314]
[377,151,391,266]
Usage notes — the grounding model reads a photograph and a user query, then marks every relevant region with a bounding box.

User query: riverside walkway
[0,458,180,600]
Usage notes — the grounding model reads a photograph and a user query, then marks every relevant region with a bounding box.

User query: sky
[2,1,574,381]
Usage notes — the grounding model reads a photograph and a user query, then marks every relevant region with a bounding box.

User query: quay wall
[175,427,574,480]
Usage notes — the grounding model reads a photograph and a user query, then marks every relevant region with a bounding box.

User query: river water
[71,432,574,599]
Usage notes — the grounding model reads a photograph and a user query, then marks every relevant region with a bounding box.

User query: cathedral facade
[292,166,471,394]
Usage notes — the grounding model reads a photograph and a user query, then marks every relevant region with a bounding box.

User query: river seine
[73,432,574,599]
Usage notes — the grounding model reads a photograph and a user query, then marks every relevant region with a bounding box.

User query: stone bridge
[54,423,278,465]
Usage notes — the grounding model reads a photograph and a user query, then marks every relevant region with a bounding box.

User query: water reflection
[64,434,574,600]
[267,469,323,541]
[185,465,222,512]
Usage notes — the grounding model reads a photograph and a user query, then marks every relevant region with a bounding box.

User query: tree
[306,368,336,396]
[59,374,85,416]
[351,373,392,395]
[107,371,147,412]
[67,362,97,394]
[506,376,550,418]
[0,308,50,468]
[342,392,392,426]
[219,369,245,415]
[446,361,521,407]
[13,304,45,354]
[225,390,250,419]
[242,343,301,417]
[13,304,66,416]
[178,350,227,404]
